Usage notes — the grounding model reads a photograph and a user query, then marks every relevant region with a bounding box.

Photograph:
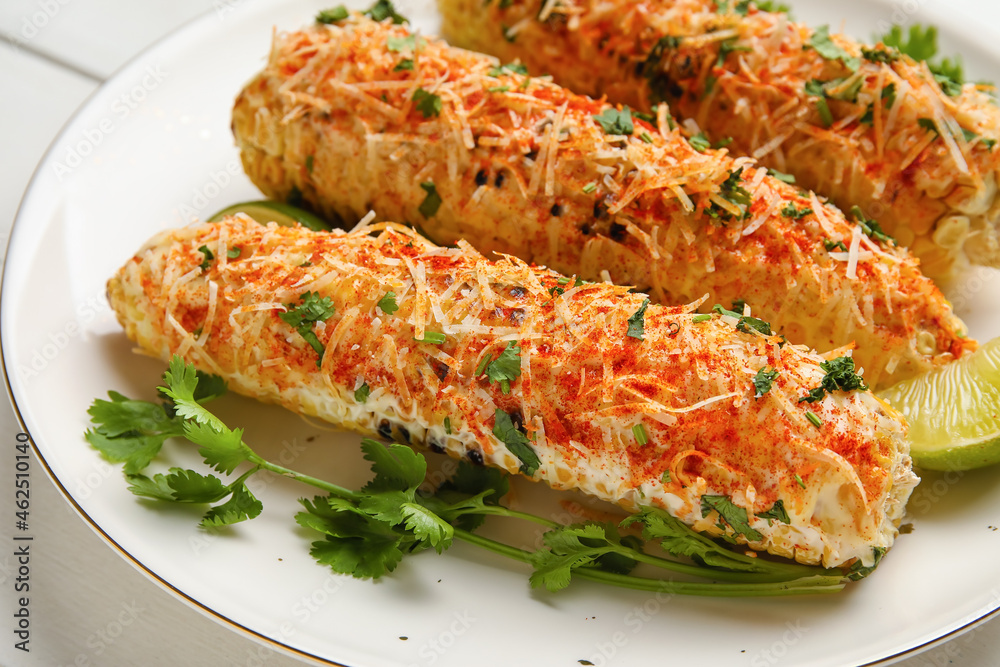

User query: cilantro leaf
[165,468,230,503]
[387,34,418,52]
[593,107,634,135]
[377,291,398,314]
[482,341,522,394]
[799,355,868,403]
[701,495,763,542]
[355,382,370,403]
[493,409,540,475]
[528,523,612,592]
[736,315,772,336]
[850,205,895,245]
[804,79,834,127]
[418,181,442,217]
[361,438,426,492]
[488,62,529,77]
[309,532,405,579]
[824,238,848,252]
[808,26,860,71]
[711,303,742,318]
[363,0,408,24]
[183,420,251,475]
[400,503,454,552]
[768,168,795,184]
[198,245,214,271]
[757,499,790,525]
[316,6,349,23]
[781,203,813,219]
[752,367,779,398]
[280,291,336,366]
[394,58,414,72]
[689,132,711,152]
[412,88,442,118]
[720,167,752,207]
[124,473,179,501]
[626,298,650,340]
[846,546,887,581]
[201,484,263,527]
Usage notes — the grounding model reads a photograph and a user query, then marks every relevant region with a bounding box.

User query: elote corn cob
[231,14,974,390]
[437,0,1000,280]
[108,214,917,569]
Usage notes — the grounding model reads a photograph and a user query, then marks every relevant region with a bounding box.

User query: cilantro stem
[247,454,361,501]
[453,530,844,596]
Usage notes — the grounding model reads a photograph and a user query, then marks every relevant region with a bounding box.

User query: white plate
[4,0,1000,665]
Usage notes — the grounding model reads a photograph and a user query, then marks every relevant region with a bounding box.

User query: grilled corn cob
[108,214,917,568]
[437,0,1000,281]
[232,15,973,390]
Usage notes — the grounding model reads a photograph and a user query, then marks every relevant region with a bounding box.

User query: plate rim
[3,0,1000,664]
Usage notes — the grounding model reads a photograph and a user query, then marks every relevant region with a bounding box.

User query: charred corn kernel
[437,0,1000,281]
[231,14,974,389]
[108,215,918,568]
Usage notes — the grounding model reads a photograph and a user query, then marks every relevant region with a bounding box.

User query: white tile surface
[0,0,217,80]
[2,0,1000,665]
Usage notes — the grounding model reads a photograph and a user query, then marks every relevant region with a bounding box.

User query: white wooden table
[1,1,999,665]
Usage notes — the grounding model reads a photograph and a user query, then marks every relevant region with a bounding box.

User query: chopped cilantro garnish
[640,132,654,144]
[477,341,522,395]
[757,499,790,525]
[377,291,399,315]
[808,26,860,72]
[824,76,864,103]
[794,474,807,489]
[626,298,650,340]
[781,203,813,219]
[419,181,442,218]
[861,46,898,64]
[632,423,649,446]
[487,85,510,93]
[823,238,848,252]
[227,247,241,259]
[804,79,834,127]
[701,495,763,542]
[768,169,795,184]
[414,331,447,344]
[641,36,682,103]
[363,0,408,24]
[712,303,742,319]
[736,316,772,336]
[412,88,442,118]
[355,382,370,403]
[386,34,420,52]
[444,416,451,434]
[198,245,214,271]
[918,117,938,135]
[851,205,894,244]
[799,355,868,404]
[582,182,597,194]
[394,58,414,72]
[689,132,712,152]
[692,314,713,323]
[805,412,822,428]
[752,367,779,398]
[280,292,336,367]
[305,155,315,173]
[719,167,752,207]
[661,470,671,483]
[316,6,349,24]
[493,409,540,475]
[488,62,529,77]
[593,107,634,135]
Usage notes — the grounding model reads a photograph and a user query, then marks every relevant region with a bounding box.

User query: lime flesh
[879,337,1000,471]
[208,200,333,232]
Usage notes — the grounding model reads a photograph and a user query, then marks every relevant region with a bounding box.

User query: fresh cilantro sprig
[86,357,854,596]
[880,25,963,95]
[799,355,869,403]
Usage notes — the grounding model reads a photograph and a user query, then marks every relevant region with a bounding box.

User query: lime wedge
[879,337,1000,471]
[208,200,333,232]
